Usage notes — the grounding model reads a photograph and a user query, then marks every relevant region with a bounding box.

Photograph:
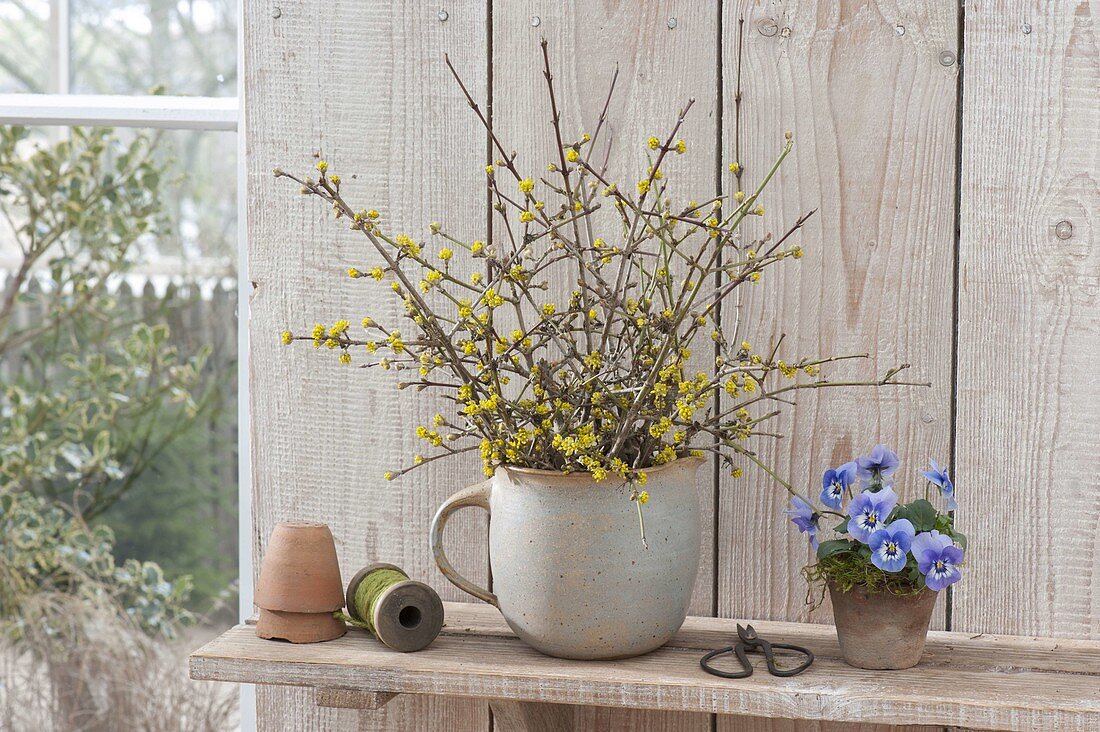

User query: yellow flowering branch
[275,45,928,490]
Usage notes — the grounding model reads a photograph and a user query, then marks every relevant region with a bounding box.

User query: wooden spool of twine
[342,563,444,652]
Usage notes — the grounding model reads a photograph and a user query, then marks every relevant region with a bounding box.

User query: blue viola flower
[820,461,858,509]
[868,519,915,573]
[846,486,898,543]
[784,496,819,550]
[911,530,963,591]
[856,444,900,486]
[921,459,957,511]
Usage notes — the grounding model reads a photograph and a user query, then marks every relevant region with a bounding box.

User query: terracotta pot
[255,521,346,643]
[254,609,346,644]
[431,457,704,660]
[828,579,938,669]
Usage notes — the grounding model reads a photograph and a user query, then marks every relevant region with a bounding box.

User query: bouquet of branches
[278,42,923,503]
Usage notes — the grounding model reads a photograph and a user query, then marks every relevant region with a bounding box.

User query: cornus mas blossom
[278,42,923,517]
[788,445,966,601]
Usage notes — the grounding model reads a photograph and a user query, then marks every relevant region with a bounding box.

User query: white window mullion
[0,94,238,131]
[48,0,71,95]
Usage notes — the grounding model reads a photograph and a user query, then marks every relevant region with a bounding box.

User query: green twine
[336,567,409,636]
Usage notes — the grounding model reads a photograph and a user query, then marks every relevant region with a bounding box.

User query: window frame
[0,0,253,725]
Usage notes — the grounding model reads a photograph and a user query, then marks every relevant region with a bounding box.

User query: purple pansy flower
[820,461,858,509]
[784,496,819,550]
[921,459,957,511]
[856,444,900,485]
[911,530,963,591]
[846,486,898,543]
[868,519,915,573]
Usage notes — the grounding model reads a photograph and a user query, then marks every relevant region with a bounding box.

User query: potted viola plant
[277,44,923,660]
[786,445,965,669]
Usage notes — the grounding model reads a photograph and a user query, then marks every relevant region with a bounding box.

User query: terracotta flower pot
[828,579,938,669]
[255,521,346,643]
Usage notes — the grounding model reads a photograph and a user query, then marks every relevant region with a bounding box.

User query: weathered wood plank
[190,604,1100,731]
[954,0,1100,647]
[718,4,959,729]
[491,3,720,730]
[315,688,398,710]
[245,1,491,729]
[717,0,958,625]
[489,700,575,732]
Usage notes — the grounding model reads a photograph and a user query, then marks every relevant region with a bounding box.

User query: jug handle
[430,479,497,607]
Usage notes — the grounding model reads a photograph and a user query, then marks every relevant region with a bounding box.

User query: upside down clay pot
[255,521,346,643]
[828,579,938,669]
[431,457,704,659]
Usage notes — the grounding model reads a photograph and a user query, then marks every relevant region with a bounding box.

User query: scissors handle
[700,639,814,679]
[763,641,815,677]
[699,644,754,678]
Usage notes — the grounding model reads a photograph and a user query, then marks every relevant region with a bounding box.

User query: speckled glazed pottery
[828,579,938,669]
[431,457,704,659]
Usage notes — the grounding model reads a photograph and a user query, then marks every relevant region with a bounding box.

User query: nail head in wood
[271,6,281,19]
[530,15,540,28]
[437,9,448,23]
[939,51,956,66]
[895,25,906,36]
[1022,22,1033,35]
[1055,220,1073,240]
[757,18,778,37]
[666,17,677,30]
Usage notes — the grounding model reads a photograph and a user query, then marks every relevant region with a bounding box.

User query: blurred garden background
[0,1,240,729]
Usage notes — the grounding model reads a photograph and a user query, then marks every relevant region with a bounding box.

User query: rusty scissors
[700,624,814,679]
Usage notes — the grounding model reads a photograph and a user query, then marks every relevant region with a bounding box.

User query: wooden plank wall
[491,5,716,730]
[955,0,1099,642]
[245,1,1098,729]
[718,3,958,732]
[245,2,489,730]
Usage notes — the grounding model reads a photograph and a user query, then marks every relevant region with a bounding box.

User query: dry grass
[0,592,236,732]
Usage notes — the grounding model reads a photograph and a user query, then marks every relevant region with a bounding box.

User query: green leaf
[952,531,968,551]
[816,539,857,560]
[92,430,111,460]
[832,517,849,533]
[897,498,938,532]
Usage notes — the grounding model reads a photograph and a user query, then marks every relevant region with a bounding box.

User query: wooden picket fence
[0,270,239,551]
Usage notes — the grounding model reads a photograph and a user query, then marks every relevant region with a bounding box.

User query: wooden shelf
[190,602,1100,731]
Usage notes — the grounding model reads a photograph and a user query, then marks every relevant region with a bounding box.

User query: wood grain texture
[190,603,1100,731]
[717,0,958,622]
[315,688,398,710]
[717,4,958,729]
[245,2,490,729]
[954,0,1100,641]
[490,3,719,729]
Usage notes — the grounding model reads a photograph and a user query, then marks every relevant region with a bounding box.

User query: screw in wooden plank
[531,15,541,27]
[1022,22,1033,34]
[1055,220,1073,240]
[757,18,778,37]
[939,51,956,66]
[271,6,281,18]
[667,17,677,30]
[438,9,448,22]
[895,24,905,36]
